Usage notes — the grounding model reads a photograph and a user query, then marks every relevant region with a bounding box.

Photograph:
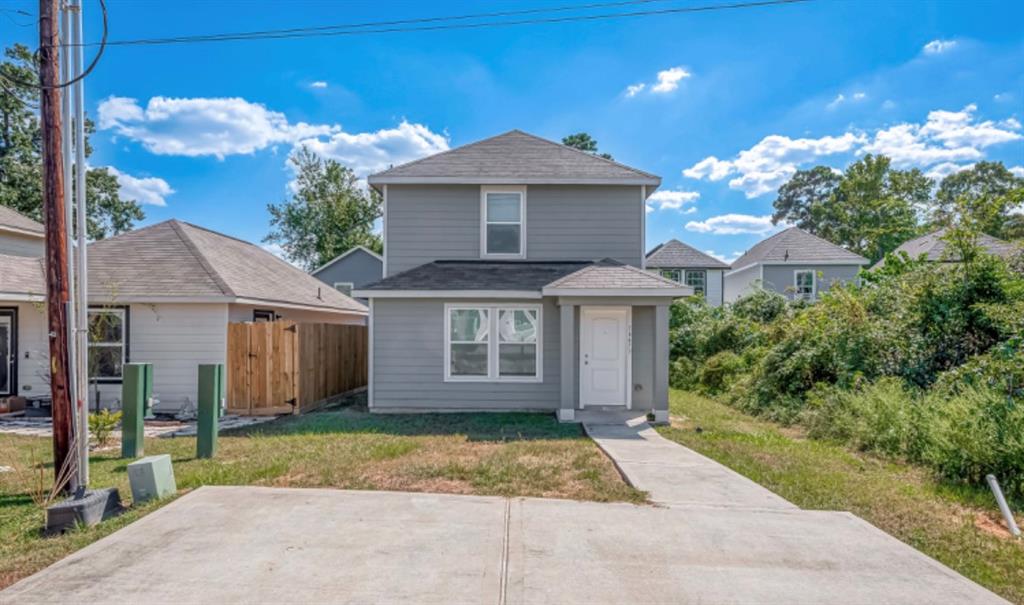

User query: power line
[69,0,810,48]
[0,0,107,90]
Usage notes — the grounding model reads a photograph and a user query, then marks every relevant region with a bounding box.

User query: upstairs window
[685,270,707,298]
[660,269,682,283]
[334,282,354,297]
[482,187,525,258]
[794,270,816,300]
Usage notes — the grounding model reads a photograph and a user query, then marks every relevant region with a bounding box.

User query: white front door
[580,306,630,407]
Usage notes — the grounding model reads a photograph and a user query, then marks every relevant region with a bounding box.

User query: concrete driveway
[1,486,1007,604]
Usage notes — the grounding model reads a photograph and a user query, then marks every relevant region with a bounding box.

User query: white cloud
[685,133,864,198]
[309,81,328,89]
[647,189,700,211]
[293,120,450,178]
[922,39,957,55]
[625,83,645,97]
[924,162,973,182]
[685,214,778,235]
[705,249,742,264]
[98,95,338,159]
[686,104,1022,198]
[881,99,897,110]
[652,67,691,93]
[853,92,867,101]
[1009,166,1024,178]
[826,94,846,110]
[626,66,691,98]
[994,92,1014,103]
[104,166,174,206]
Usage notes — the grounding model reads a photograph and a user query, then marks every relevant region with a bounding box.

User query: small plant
[89,410,123,447]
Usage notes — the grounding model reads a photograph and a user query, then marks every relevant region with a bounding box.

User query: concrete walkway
[584,416,797,509]
[1,486,1008,604]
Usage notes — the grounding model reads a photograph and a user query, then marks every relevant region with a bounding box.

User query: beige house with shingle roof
[356,130,690,422]
[0,205,45,257]
[0,215,366,412]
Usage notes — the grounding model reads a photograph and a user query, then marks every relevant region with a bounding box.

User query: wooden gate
[227,321,367,415]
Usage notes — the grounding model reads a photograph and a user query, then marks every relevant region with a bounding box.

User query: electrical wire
[0,0,107,90]
[71,0,809,48]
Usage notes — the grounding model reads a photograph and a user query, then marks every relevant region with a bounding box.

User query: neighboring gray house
[645,239,730,306]
[872,227,1019,270]
[311,245,383,299]
[0,205,45,258]
[723,227,868,303]
[355,130,691,423]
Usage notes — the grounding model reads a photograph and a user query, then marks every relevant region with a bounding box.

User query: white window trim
[660,269,682,283]
[88,307,127,382]
[480,186,527,259]
[334,282,355,296]
[794,269,816,300]
[685,269,707,298]
[444,303,543,383]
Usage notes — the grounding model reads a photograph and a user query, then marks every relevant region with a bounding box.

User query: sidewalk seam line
[498,498,511,605]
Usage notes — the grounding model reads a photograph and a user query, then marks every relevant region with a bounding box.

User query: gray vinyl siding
[312,250,383,293]
[630,306,655,408]
[723,264,762,303]
[372,298,562,410]
[649,267,724,306]
[384,184,644,276]
[526,185,642,266]
[761,264,862,300]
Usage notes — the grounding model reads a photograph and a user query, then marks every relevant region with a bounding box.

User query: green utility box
[121,363,153,459]
[196,364,225,459]
[126,454,176,504]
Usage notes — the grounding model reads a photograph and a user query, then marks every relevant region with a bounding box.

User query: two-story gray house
[723,227,868,302]
[645,239,730,306]
[311,245,383,301]
[354,131,690,423]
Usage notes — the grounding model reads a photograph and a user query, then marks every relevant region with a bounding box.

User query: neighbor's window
[447,305,541,381]
[482,189,524,257]
[448,308,489,377]
[88,308,127,381]
[660,269,682,283]
[685,270,707,298]
[795,270,815,300]
[334,282,354,297]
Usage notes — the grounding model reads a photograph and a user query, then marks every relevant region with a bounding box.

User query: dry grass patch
[0,407,641,589]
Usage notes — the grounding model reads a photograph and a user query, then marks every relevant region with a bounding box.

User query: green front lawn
[659,390,1024,605]
[0,407,642,589]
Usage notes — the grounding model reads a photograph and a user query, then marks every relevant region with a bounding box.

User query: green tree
[0,44,144,239]
[264,147,382,271]
[931,161,1024,239]
[562,132,613,160]
[773,155,928,264]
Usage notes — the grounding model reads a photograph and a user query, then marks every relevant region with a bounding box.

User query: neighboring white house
[311,245,384,301]
[723,227,869,303]
[0,205,45,257]
[0,215,367,413]
[645,239,730,306]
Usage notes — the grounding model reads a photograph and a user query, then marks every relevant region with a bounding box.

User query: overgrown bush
[698,351,744,394]
[89,410,122,447]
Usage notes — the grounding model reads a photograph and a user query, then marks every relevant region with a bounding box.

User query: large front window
[685,270,706,298]
[446,304,541,381]
[89,308,127,382]
[482,188,525,258]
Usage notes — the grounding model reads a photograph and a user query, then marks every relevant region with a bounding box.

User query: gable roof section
[0,254,45,299]
[312,245,383,276]
[86,220,366,314]
[357,260,591,296]
[646,239,730,269]
[368,130,660,188]
[542,260,692,296]
[874,228,1018,269]
[0,205,44,237]
[729,227,868,273]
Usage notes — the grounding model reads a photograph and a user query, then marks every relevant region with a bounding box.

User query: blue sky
[4,0,1022,262]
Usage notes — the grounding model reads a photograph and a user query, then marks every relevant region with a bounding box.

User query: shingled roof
[0,205,44,236]
[729,227,868,272]
[543,261,691,296]
[873,228,1019,269]
[84,220,365,313]
[0,254,45,298]
[646,239,731,269]
[368,130,660,188]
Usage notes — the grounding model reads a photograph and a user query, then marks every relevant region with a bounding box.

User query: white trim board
[542,287,693,297]
[353,289,542,299]
[726,259,870,276]
[368,176,661,186]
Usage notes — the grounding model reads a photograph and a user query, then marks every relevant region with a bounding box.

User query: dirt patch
[974,512,1022,541]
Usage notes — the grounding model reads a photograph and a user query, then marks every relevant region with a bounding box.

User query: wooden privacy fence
[227,321,367,416]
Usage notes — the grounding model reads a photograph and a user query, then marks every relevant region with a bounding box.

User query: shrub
[731,289,787,323]
[669,357,699,391]
[698,351,744,394]
[89,410,122,447]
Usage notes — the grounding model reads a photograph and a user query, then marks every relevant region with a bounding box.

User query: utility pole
[39,0,76,493]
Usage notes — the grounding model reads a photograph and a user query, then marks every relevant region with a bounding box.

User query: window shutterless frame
[480,186,526,259]
[444,303,542,383]
[685,269,707,298]
[333,282,355,297]
[660,269,682,283]
[87,306,129,384]
[794,270,816,300]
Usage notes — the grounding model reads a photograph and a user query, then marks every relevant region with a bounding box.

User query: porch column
[558,302,575,422]
[653,304,670,424]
